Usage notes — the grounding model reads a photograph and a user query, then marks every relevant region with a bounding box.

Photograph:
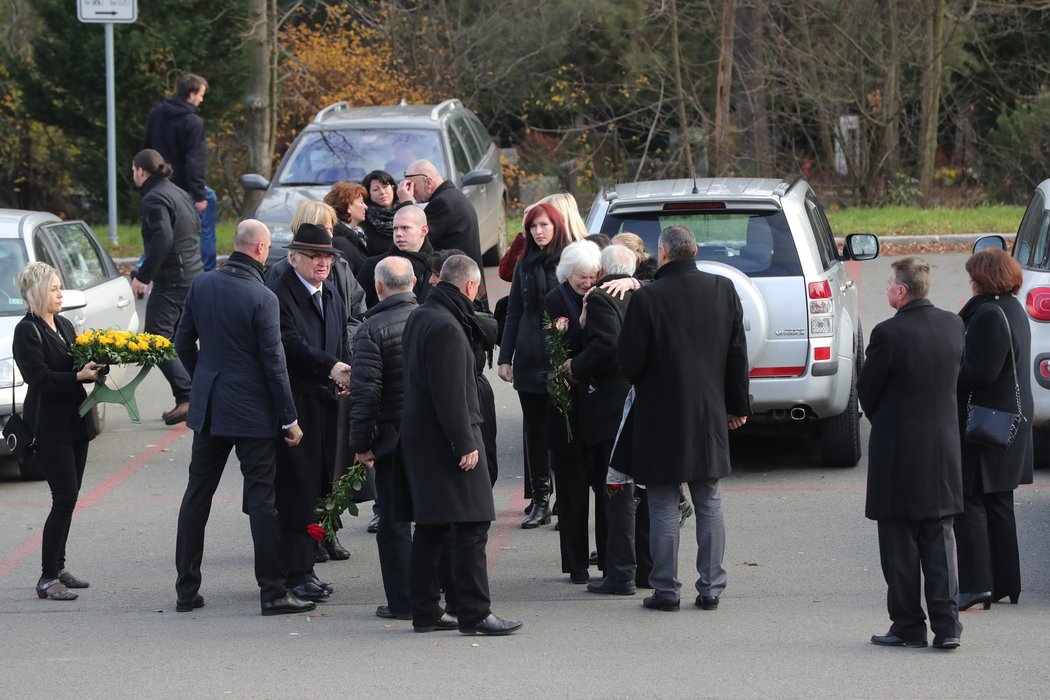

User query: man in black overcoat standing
[857,256,965,650]
[267,223,352,601]
[399,254,521,635]
[174,219,313,616]
[612,225,750,613]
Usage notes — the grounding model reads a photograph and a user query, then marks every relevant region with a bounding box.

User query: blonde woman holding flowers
[12,262,102,601]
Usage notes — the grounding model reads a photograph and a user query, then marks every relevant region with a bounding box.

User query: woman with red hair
[497,202,570,528]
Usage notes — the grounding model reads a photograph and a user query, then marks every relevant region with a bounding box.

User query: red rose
[606,484,626,496]
[306,523,326,542]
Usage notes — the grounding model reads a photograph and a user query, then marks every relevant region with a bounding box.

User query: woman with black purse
[955,248,1034,610]
[12,262,102,601]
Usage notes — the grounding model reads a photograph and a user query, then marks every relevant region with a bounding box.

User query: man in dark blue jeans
[144,73,217,271]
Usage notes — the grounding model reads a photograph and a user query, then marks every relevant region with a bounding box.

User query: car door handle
[117,296,131,308]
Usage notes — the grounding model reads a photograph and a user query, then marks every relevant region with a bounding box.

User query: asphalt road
[1,252,1048,698]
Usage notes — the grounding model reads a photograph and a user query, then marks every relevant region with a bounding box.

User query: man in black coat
[266,224,352,601]
[399,255,521,636]
[396,159,487,304]
[131,149,203,425]
[348,256,418,620]
[355,204,435,309]
[573,244,650,596]
[857,256,965,650]
[174,219,313,616]
[612,225,750,613]
[143,73,218,272]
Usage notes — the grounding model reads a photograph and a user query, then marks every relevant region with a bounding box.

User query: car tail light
[750,366,805,378]
[808,281,832,299]
[811,317,832,335]
[663,201,726,211]
[813,347,832,362]
[1041,359,1050,379]
[1026,286,1050,321]
[809,299,832,314]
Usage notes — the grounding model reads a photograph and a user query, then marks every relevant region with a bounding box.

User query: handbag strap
[967,302,1022,417]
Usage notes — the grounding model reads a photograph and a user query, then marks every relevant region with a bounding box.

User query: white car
[0,210,140,478]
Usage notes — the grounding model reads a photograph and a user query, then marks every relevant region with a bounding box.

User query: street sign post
[78,0,137,245]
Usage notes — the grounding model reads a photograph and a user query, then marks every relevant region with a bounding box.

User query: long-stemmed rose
[310,463,368,544]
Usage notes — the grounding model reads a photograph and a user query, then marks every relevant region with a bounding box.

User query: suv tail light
[808,281,832,299]
[807,280,833,337]
[1041,359,1050,379]
[1026,286,1050,321]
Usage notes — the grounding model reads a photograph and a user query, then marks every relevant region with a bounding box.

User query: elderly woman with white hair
[542,239,603,584]
[12,262,103,601]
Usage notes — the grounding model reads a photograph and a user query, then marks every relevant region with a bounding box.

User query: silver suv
[241,99,508,264]
[586,177,878,466]
[976,178,1050,467]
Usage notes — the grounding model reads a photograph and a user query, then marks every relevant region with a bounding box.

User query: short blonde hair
[291,200,338,233]
[16,262,60,316]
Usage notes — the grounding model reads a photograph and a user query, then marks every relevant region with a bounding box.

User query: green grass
[99,221,238,259]
[825,206,1024,236]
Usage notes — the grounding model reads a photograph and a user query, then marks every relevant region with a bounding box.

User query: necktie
[312,290,323,319]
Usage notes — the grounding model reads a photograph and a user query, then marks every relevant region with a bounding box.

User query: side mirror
[240,174,270,191]
[462,169,494,187]
[972,235,1007,253]
[844,233,879,261]
[61,289,87,312]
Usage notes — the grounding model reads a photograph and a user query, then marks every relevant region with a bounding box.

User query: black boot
[521,498,551,529]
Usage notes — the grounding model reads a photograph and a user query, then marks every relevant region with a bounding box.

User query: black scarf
[520,247,557,306]
[365,204,396,238]
[429,281,488,348]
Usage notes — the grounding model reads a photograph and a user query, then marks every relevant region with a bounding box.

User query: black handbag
[3,322,42,464]
[965,304,1024,449]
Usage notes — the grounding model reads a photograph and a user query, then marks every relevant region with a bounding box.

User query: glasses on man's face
[299,251,334,263]
[403,172,427,181]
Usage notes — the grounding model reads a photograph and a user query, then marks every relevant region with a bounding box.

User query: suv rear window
[0,239,28,315]
[597,209,802,277]
[277,129,446,185]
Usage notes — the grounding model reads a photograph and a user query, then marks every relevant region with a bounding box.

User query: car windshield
[0,239,28,316]
[597,209,802,277]
[277,129,446,185]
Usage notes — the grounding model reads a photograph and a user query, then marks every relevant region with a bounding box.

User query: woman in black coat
[955,249,1034,610]
[360,170,399,254]
[497,202,571,528]
[12,262,103,601]
[543,240,603,583]
[324,181,370,274]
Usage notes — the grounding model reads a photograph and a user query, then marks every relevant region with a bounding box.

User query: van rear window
[597,210,801,277]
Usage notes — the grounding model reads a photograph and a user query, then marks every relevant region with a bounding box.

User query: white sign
[78,0,137,24]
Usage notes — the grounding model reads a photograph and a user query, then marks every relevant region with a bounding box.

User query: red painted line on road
[0,424,190,583]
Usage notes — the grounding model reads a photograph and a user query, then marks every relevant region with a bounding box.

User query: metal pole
[105,22,117,245]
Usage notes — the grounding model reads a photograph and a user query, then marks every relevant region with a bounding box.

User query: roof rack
[313,101,351,123]
[430,99,463,121]
[602,183,618,202]
[772,174,802,197]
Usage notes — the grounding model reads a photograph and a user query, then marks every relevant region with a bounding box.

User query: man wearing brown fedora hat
[266,222,353,602]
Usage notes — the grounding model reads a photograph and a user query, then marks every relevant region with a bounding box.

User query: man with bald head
[356,204,434,308]
[397,159,486,303]
[174,219,314,617]
[348,255,420,620]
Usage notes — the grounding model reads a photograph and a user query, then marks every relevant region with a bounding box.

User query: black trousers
[411,521,491,629]
[175,432,285,604]
[955,486,1021,596]
[518,390,551,501]
[146,286,192,403]
[374,453,412,615]
[38,439,89,579]
[877,517,961,642]
[550,445,607,574]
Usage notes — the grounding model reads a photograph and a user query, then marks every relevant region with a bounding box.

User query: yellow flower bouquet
[70,329,178,424]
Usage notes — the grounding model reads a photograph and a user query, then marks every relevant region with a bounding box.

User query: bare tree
[713,0,737,174]
[918,0,946,201]
[242,0,275,214]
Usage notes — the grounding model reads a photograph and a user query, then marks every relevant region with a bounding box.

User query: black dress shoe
[289,581,330,601]
[958,591,992,611]
[261,592,316,616]
[414,612,459,633]
[176,593,205,612]
[163,401,189,426]
[367,514,380,534]
[459,613,523,636]
[588,550,598,566]
[586,577,636,595]
[521,501,550,529]
[309,576,334,594]
[932,636,961,650]
[324,536,351,561]
[376,605,412,620]
[642,594,680,612]
[870,633,928,648]
[992,591,1020,605]
[314,541,330,563]
[695,595,719,610]
[570,571,589,584]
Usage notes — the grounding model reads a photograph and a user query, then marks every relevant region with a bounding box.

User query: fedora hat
[284,222,341,255]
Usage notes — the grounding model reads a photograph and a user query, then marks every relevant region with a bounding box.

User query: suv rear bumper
[749,356,853,418]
